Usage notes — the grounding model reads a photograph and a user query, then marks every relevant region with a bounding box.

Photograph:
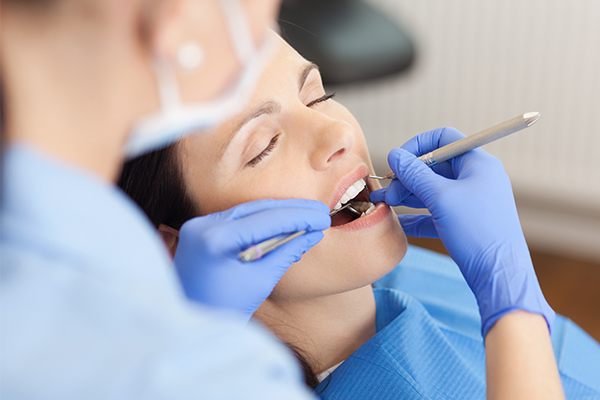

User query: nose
[309,117,355,171]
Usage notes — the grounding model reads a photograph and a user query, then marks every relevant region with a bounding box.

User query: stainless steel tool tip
[367,175,389,180]
[523,112,541,126]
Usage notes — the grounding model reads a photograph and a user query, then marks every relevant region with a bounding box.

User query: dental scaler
[369,112,540,179]
[238,112,540,262]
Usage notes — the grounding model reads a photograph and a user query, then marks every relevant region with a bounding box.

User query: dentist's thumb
[388,148,442,207]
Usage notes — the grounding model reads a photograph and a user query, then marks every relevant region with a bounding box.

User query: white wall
[334,0,600,260]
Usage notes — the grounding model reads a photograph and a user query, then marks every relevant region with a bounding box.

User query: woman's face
[178,34,407,301]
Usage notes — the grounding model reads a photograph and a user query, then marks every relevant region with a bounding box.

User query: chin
[270,205,408,301]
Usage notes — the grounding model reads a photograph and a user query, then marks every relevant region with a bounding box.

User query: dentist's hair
[119,144,321,389]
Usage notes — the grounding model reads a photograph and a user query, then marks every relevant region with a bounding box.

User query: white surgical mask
[125,0,276,159]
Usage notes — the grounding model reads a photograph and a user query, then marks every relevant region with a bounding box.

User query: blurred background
[279,0,600,340]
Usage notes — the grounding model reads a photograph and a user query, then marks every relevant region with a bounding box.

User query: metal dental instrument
[238,203,362,262]
[368,112,541,180]
[332,202,363,216]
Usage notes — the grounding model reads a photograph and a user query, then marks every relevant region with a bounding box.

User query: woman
[120,33,600,398]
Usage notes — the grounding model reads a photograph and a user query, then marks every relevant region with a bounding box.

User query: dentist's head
[0,0,280,179]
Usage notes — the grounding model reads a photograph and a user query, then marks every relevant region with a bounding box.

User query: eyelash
[306,92,336,107]
[247,134,280,167]
[246,92,336,167]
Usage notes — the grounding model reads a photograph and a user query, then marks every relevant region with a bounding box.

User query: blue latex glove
[174,199,331,318]
[371,128,555,336]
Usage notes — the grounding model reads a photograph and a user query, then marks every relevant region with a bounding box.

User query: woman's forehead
[210,38,308,131]
[259,34,308,87]
[183,36,309,156]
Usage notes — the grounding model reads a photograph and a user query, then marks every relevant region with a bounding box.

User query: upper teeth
[334,178,366,211]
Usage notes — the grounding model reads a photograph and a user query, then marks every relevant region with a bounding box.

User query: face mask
[125,0,277,159]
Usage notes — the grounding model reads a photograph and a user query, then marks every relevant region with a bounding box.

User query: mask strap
[158,0,254,112]
[153,59,181,113]
[124,4,277,159]
[220,0,255,62]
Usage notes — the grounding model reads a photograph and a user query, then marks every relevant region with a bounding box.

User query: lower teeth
[349,201,370,213]
[365,204,376,215]
[360,205,376,217]
[347,201,375,217]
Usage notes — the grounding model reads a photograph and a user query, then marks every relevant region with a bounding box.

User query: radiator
[334,0,600,260]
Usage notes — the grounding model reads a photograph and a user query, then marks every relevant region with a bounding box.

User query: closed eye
[306,92,336,108]
[246,134,280,167]
[244,93,334,168]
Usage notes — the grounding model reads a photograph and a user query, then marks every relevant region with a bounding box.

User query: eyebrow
[218,101,281,160]
[299,62,319,90]
[234,101,281,134]
[218,62,320,161]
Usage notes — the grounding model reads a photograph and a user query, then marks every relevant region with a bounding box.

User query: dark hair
[118,144,319,388]
[118,144,196,230]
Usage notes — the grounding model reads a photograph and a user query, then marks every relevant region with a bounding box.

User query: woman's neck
[256,285,377,374]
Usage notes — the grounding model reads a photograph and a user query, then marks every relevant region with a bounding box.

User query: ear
[158,224,180,258]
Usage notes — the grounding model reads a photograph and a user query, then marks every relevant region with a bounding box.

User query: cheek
[191,183,232,215]
[190,155,299,211]
[225,159,326,207]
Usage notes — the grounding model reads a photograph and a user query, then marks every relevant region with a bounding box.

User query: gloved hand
[174,199,331,319]
[370,128,555,337]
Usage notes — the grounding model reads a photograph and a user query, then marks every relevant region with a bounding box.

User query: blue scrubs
[0,145,314,400]
[316,246,600,399]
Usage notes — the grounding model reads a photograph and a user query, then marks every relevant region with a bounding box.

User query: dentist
[0,0,328,398]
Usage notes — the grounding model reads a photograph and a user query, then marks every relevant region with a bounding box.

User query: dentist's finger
[400,127,465,157]
[228,207,331,251]
[382,180,412,205]
[253,231,324,273]
[396,194,427,209]
[400,127,465,180]
[369,186,426,209]
[226,198,330,220]
[388,148,445,208]
[398,214,438,238]
[385,180,429,208]
[181,207,331,255]
[369,188,387,204]
[369,181,413,206]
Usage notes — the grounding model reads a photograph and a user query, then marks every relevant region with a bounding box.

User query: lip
[328,164,370,210]
[330,202,391,231]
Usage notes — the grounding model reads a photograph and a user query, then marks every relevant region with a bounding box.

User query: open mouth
[330,178,376,227]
